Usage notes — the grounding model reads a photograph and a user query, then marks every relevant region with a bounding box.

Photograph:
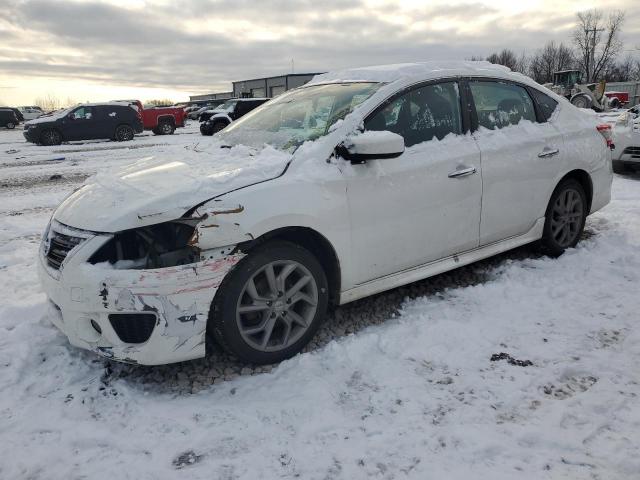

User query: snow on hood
[54,142,292,232]
[24,108,72,125]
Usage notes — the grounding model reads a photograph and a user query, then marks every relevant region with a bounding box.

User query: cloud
[1,0,639,100]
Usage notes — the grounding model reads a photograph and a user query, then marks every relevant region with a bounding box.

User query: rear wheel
[156,121,175,135]
[209,241,329,364]
[114,124,134,141]
[40,129,62,146]
[540,179,587,256]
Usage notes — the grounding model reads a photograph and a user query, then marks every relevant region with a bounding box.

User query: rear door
[345,80,483,284]
[467,79,565,245]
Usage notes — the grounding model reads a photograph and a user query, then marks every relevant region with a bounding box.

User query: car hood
[54,142,292,232]
[25,110,69,125]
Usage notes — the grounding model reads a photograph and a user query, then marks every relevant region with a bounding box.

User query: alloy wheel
[550,188,583,248]
[236,260,318,352]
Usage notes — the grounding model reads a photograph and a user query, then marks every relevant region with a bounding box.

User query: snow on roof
[309,61,526,85]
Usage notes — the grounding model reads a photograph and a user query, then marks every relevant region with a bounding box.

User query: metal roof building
[232,73,322,98]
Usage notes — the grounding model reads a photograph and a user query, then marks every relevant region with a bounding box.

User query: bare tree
[146,99,174,107]
[486,49,519,71]
[34,93,62,112]
[529,41,576,84]
[603,55,635,82]
[573,9,625,83]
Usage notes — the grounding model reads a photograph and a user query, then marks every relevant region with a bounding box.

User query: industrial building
[189,72,322,102]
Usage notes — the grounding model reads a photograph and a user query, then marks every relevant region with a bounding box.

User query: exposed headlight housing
[89,221,200,269]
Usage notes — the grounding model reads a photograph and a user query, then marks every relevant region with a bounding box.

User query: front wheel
[540,179,587,256]
[212,121,227,133]
[6,122,15,129]
[571,94,592,109]
[114,124,134,141]
[40,129,62,146]
[209,241,329,364]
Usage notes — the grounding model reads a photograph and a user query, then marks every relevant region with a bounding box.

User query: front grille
[109,313,157,344]
[46,230,85,270]
[623,146,640,158]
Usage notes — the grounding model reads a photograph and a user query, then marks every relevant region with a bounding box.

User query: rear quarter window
[530,89,559,122]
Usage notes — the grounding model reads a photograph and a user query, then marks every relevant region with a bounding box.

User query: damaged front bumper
[38,221,243,365]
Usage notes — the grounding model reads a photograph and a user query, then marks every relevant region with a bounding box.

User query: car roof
[308,61,538,88]
[73,102,135,108]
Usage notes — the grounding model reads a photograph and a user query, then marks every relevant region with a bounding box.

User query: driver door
[343,80,482,284]
[64,106,97,141]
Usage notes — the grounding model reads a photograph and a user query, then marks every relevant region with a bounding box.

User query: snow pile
[0,124,639,479]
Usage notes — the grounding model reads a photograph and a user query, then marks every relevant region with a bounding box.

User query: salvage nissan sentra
[39,61,613,365]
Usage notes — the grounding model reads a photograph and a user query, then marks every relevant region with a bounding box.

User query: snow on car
[36,61,612,366]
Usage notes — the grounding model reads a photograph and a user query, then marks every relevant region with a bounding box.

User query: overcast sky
[1,0,639,105]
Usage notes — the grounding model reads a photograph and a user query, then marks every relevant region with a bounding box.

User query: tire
[612,160,628,174]
[40,129,62,146]
[540,179,587,256]
[114,124,134,142]
[6,122,15,130]
[156,121,175,135]
[199,123,214,136]
[212,121,227,133]
[609,97,621,109]
[209,240,329,364]
[571,94,592,109]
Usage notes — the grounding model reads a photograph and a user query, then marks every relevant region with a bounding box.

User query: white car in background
[38,62,612,366]
[18,106,44,120]
[609,104,640,173]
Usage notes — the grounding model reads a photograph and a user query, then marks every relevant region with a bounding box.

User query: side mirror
[338,130,405,164]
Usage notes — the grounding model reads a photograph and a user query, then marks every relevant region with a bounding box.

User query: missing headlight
[89,221,200,269]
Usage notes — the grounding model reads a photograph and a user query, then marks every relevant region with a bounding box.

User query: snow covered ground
[0,124,639,479]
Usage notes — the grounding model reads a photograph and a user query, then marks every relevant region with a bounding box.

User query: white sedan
[38,62,612,365]
[609,104,640,173]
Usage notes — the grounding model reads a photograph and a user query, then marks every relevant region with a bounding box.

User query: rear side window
[365,81,462,147]
[469,81,536,130]
[530,88,559,121]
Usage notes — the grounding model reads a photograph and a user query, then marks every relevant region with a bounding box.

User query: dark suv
[0,108,19,129]
[23,103,143,145]
[200,98,269,136]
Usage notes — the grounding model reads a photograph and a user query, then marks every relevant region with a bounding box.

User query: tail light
[596,124,614,150]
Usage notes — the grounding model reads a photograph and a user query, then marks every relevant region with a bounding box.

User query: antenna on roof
[291,59,294,74]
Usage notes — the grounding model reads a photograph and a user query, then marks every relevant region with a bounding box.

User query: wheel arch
[556,169,593,213]
[156,114,176,125]
[239,226,342,307]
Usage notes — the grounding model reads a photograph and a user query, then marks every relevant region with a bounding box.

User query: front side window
[218,82,381,151]
[469,81,536,130]
[365,81,462,147]
[71,107,94,120]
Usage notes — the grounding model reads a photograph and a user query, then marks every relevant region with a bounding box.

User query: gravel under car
[38,62,612,366]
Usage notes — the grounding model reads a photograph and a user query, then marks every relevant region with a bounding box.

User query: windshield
[217,82,381,151]
[215,100,238,112]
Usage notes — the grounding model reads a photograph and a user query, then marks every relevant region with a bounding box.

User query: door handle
[448,166,477,178]
[538,148,560,158]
